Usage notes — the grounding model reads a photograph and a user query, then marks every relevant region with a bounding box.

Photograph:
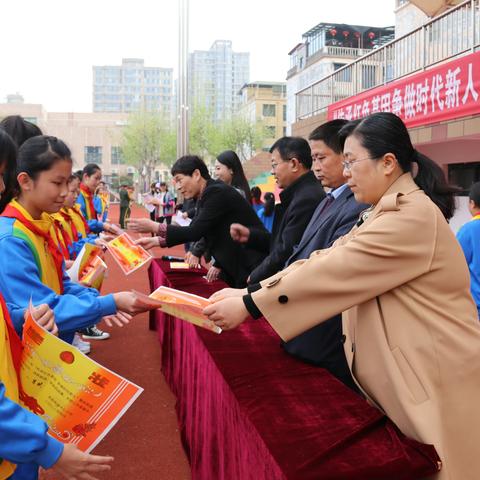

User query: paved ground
[42,204,191,479]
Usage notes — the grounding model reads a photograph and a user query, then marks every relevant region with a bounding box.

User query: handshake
[127,218,168,250]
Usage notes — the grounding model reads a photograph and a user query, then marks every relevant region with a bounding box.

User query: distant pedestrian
[456,181,480,318]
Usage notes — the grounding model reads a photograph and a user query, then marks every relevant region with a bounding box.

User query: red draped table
[149,259,440,480]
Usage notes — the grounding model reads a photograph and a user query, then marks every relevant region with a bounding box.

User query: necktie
[318,193,334,216]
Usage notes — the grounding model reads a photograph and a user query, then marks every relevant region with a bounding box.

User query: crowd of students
[2,111,480,479]
[0,116,147,479]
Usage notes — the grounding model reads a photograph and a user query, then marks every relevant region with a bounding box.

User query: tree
[120,111,176,191]
[221,116,267,161]
[189,103,267,163]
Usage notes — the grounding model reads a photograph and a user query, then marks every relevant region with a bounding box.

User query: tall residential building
[239,81,287,152]
[92,58,174,116]
[188,40,250,123]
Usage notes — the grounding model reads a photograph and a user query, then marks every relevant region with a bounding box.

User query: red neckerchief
[71,205,91,235]
[80,183,96,220]
[52,218,72,260]
[0,294,23,379]
[1,204,64,294]
[59,209,79,241]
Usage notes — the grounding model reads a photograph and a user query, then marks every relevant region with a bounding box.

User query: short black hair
[308,119,349,154]
[469,182,480,208]
[270,136,312,169]
[171,155,211,180]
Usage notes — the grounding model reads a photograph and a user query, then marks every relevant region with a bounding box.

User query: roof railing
[295,0,480,121]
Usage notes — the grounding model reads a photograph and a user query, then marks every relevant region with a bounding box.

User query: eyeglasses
[341,156,373,171]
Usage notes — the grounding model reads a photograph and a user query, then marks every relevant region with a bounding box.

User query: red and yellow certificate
[132,286,222,334]
[106,233,152,275]
[19,309,143,452]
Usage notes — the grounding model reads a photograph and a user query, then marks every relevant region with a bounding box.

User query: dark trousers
[119,206,129,229]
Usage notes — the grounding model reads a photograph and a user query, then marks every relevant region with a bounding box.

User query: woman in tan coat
[204,112,480,480]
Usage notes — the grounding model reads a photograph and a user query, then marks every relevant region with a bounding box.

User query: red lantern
[354,32,361,39]
[342,30,350,38]
[368,32,376,40]
[329,28,337,37]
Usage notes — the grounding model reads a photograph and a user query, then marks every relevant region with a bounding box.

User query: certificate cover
[132,286,222,334]
[19,308,143,452]
[106,233,152,275]
[66,244,107,290]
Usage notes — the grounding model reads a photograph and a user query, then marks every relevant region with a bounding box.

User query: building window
[265,126,276,138]
[362,65,376,89]
[263,104,276,117]
[111,146,125,165]
[84,146,102,164]
[449,162,480,195]
[333,63,352,82]
[283,105,287,122]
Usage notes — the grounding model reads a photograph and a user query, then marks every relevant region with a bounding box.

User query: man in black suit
[131,156,266,288]
[230,137,324,284]
[280,120,369,391]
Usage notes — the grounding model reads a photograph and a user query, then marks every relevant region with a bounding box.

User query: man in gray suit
[282,120,368,392]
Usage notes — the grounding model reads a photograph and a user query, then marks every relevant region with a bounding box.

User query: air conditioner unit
[127,166,135,174]
[111,168,118,175]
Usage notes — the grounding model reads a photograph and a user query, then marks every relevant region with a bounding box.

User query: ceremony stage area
[149,258,441,480]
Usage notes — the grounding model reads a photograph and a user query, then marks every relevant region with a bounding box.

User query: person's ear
[17,172,33,191]
[290,157,300,172]
[382,153,398,176]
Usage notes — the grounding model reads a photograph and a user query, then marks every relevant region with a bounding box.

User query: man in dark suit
[282,120,369,392]
[131,156,266,288]
[230,137,324,284]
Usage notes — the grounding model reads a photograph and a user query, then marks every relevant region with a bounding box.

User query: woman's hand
[49,443,113,479]
[205,266,221,282]
[135,237,160,251]
[127,218,158,234]
[209,287,247,303]
[31,304,58,336]
[203,297,249,331]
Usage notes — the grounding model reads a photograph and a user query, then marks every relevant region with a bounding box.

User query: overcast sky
[1,0,395,112]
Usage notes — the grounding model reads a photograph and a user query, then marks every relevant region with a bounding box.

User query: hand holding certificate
[132,286,222,334]
[106,233,152,275]
[66,244,107,290]
[20,306,143,452]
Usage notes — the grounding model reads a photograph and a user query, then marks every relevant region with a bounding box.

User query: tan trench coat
[252,173,480,480]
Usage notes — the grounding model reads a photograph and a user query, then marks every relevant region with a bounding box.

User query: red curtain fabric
[150,259,441,480]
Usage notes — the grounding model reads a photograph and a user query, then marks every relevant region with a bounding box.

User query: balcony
[295,0,480,121]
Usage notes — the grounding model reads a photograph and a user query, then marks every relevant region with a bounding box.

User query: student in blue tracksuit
[0,128,115,480]
[0,135,143,344]
[77,164,117,235]
[457,181,480,318]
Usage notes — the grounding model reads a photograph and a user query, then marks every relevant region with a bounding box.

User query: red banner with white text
[327,51,480,128]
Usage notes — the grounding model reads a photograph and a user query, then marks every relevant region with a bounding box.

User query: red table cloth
[149,259,441,480]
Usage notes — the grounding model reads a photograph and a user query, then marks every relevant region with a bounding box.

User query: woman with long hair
[205,112,479,480]
[215,150,252,203]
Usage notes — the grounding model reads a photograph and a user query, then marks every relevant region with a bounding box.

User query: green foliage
[189,103,266,162]
[120,111,176,187]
